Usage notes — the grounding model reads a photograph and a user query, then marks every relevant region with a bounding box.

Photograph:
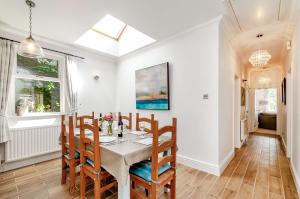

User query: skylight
[92,15,127,41]
[75,15,155,57]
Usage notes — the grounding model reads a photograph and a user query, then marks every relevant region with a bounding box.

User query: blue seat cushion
[66,149,80,159]
[129,160,171,182]
[74,151,80,159]
[86,159,94,167]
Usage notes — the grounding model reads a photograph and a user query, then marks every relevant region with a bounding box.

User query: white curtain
[0,40,16,143]
[65,56,79,115]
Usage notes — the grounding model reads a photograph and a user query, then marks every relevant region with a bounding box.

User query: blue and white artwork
[135,63,170,110]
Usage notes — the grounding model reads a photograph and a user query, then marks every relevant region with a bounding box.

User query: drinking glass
[140,123,145,138]
[123,124,128,134]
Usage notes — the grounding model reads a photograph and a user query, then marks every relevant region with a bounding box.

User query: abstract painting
[135,63,170,110]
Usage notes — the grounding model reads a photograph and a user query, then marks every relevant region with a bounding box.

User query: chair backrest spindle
[151,118,177,181]
[119,112,133,130]
[80,117,101,172]
[136,113,155,133]
[75,112,95,128]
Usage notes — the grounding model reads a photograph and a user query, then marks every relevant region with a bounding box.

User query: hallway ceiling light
[249,49,271,67]
[18,0,44,59]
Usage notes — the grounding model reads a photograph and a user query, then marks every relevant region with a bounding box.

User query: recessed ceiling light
[256,33,263,38]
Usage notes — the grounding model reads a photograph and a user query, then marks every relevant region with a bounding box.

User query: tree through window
[15,55,61,115]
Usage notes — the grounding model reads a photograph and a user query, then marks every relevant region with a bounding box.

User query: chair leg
[130,180,134,199]
[170,178,176,199]
[145,189,149,197]
[61,158,67,184]
[69,160,76,194]
[150,185,157,199]
[94,175,101,199]
[80,171,86,199]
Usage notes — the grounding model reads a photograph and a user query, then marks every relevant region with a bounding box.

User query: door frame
[234,75,241,148]
[286,69,293,157]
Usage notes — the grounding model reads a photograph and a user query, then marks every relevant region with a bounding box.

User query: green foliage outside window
[15,55,61,114]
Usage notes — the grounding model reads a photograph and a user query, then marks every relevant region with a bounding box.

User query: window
[15,54,62,115]
[92,15,127,41]
[75,14,156,57]
[255,88,277,113]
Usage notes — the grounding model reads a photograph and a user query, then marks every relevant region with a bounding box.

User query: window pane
[15,79,60,114]
[17,55,59,78]
[92,15,126,39]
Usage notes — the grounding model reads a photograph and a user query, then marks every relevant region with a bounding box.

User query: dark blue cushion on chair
[129,160,171,182]
[74,151,80,159]
[66,150,80,159]
[86,159,94,167]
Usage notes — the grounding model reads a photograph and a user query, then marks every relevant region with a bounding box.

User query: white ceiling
[0,0,223,46]
[228,0,300,68]
[0,0,299,63]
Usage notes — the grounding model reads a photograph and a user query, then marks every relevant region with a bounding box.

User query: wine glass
[140,123,145,138]
[123,124,128,134]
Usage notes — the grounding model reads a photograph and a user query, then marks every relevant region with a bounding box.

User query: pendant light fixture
[18,0,44,59]
[248,34,271,67]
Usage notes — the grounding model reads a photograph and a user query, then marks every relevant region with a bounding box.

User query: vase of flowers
[105,113,113,135]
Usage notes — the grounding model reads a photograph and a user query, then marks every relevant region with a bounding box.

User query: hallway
[176,133,298,199]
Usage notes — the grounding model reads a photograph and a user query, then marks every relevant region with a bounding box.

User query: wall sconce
[94,74,100,80]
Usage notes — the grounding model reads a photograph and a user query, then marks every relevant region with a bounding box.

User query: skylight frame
[74,14,156,57]
[92,24,127,41]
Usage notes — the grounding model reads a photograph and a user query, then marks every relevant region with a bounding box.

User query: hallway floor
[0,133,298,199]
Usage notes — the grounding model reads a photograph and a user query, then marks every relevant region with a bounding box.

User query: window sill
[8,113,62,119]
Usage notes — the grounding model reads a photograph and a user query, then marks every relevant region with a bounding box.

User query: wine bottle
[118,113,123,138]
[99,113,102,131]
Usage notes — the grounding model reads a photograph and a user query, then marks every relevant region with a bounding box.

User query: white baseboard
[177,150,235,176]
[0,151,60,172]
[280,135,287,153]
[177,154,220,176]
[219,150,235,174]
[291,161,300,197]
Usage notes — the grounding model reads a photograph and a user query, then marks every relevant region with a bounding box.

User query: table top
[70,129,169,185]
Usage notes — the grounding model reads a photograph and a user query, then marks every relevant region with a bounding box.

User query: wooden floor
[0,133,298,199]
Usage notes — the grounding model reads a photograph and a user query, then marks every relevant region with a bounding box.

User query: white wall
[77,53,117,115]
[218,19,241,170]
[290,17,300,194]
[116,18,221,174]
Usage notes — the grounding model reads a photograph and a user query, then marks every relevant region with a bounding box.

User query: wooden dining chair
[119,112,133,130]
[75,112,95,128]
[129,118,177,199]
[136,113,155,133]
[79,117,117,199]
[61,115,80,194]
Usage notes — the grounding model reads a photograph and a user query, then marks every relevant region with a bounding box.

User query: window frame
[13,51,65,117]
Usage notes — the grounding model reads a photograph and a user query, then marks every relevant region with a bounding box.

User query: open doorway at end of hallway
[255,88,277,135]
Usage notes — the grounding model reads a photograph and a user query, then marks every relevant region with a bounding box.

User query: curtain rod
[0,36,85,60]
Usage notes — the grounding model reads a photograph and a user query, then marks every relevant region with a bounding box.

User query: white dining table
[72,130,159,199]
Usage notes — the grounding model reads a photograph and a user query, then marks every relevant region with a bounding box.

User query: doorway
[255,88,277,134]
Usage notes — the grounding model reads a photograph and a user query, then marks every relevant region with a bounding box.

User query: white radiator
[5,125,61,162]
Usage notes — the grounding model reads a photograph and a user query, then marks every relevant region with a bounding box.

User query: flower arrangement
[104,112,113,135]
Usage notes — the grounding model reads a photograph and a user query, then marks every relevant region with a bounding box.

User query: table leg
[118,174,130,199]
